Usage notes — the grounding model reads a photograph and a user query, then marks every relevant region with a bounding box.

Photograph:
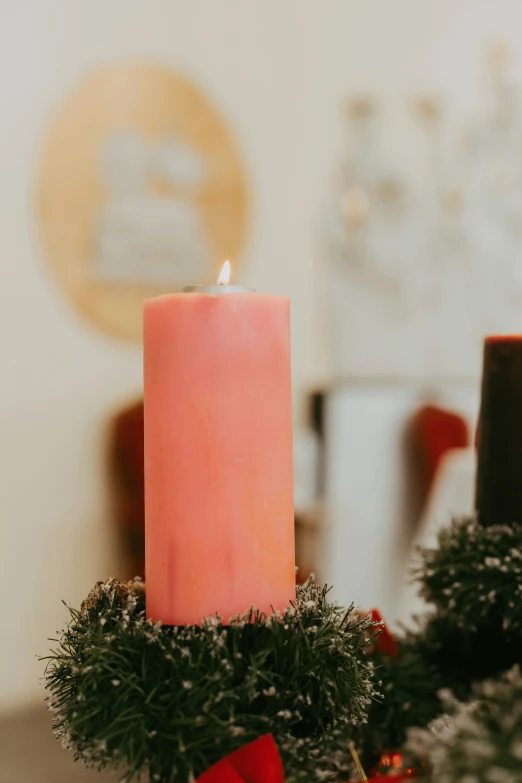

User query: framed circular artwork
[37,63,249,342]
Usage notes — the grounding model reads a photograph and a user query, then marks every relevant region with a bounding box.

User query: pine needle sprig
[408,665,522,782]
[44,578,379,782]
[416,518,522,635]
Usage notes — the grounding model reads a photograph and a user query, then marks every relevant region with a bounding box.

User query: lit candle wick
[217,260,231,286]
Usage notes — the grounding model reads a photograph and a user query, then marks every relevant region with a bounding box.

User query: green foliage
[44,579,378,783]
[415,518,522,684]
[416,518,522,634]
[359,635,448,765]
[357,518,522,760]
[408,666,522,783]
[45,517,522,779]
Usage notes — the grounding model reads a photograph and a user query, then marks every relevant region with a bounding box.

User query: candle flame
[217,260,231,286]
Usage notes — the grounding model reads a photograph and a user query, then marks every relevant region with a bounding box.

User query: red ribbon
[197,734,418,782]
[197,734,284,783]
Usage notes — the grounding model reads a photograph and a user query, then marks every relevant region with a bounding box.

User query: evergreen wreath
[408,665,522,783]
[359,638,447,765]
[357,517,522,758]
[416,519,522,636]
[44,578,379,782]
[415,518,522,685]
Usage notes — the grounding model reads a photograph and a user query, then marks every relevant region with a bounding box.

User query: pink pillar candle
[144,288,295,625]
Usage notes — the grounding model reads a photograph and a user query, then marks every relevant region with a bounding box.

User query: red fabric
[197,735,284,783]
[370,609,398,658]
[410,404,469,500]
[110,399,145,575]
[112,400,145,521]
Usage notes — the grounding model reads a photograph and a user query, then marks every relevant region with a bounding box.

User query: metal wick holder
[183,285,256,295]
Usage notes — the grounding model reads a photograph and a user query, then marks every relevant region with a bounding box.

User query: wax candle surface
[144,292,295,624]
[476,335,522,527]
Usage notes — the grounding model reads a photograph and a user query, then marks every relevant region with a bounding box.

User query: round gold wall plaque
[37,63,248,342]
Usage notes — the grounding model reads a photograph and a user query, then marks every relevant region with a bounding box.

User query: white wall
[3,0,522,709]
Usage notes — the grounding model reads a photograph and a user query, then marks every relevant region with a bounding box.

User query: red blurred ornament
[370,610,399,658]
[368,749,424,781]
[409,404,469,504]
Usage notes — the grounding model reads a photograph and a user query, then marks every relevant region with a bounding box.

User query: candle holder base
[44,578,378,782]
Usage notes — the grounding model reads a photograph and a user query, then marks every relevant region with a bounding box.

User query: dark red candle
[476,336,522,527]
